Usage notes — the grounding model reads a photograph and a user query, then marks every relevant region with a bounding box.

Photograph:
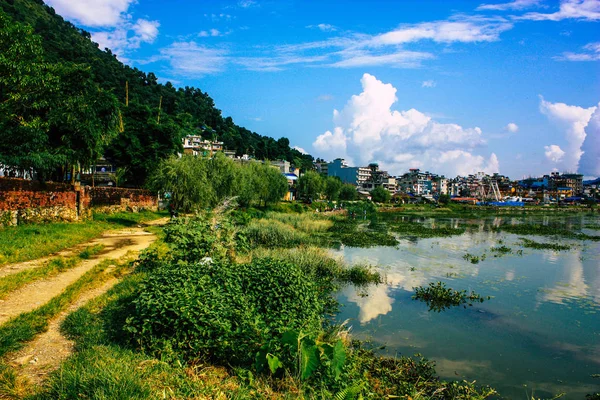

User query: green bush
[163,214,238,263]
[125,258,324,366]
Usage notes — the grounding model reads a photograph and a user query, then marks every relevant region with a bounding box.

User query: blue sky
[46,0,600,178]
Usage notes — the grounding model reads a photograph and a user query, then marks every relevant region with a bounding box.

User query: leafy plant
[413,281,490,312]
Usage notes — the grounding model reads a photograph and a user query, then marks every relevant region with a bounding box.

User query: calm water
[333,214,600,399]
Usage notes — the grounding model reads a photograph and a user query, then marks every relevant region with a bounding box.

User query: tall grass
[264,212,333,232]
[243,219,310,248]
[249,247,382,285]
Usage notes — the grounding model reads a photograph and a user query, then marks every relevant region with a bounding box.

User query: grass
[248,246,382,286]
[0,257,78,300]
[264,212,333,233]
[0,210,166,267]
[519,238,572,251]
[77,244,105,259]
[0,256,130,358]
[0,245,106,300]
[243,218,310,248]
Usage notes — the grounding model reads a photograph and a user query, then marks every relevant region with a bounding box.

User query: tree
[324,176,342,201]
[0,12,119,181]
[148,155,213,213]
[371,187,391,203]
[339,184,358,201]
[297,171,324,202]
[438,194,451,205]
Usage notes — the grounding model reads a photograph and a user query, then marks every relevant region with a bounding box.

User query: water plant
[463,253,481,264]
[519,238,572,251]
[413,281,490,312]
[493,224,600,241]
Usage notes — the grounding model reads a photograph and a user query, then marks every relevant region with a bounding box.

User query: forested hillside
[0,0,314,186]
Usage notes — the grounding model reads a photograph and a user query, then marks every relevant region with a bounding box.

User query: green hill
[0,0,314,186]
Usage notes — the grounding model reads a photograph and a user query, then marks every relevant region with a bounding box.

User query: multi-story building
[314,162,329,177]
[182,136,225,156]
[327,158,364,185]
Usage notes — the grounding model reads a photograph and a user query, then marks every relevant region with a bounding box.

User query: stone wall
[0,178,157,226]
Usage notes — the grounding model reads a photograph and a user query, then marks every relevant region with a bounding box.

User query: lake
[333,213,600,399]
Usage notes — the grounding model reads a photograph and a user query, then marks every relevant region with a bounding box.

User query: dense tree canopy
[148,155,289,212]
[0,12,119,180]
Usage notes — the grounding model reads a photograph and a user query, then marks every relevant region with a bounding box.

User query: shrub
[125,258,324,366]
[163,214,238,263]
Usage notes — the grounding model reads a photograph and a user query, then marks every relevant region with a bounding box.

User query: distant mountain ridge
[0,0,314,185]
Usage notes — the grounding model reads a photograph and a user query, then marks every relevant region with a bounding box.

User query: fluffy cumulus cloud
[422,80,436,88]
[506,122,519,132]
[312,74,499,177]
[539,97,596,172]
[293,146,308,154]
[579,103,600,177]
[544,144,566,162]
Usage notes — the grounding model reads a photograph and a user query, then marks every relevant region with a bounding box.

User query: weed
[77,244,105,259]
[413,281,490,312]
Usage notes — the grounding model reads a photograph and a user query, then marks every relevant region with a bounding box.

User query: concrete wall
[0,178,157,226]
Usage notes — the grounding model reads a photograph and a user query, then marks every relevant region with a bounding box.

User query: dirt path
[9,274,120,385]
[0,218,169,387]
[0,217,169,279]
[0,221,166,325]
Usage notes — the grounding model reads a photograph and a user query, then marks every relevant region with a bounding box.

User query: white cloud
[132,19,160,43]
[199,29,224,37]
[329,49,434,68]
[519,0,600,21]
[145,42,228,76]
[225,14,513,71]
[45,0,135,27]
[506,122,519,132]
[557,42,600,61]
[539,96,596,171]
[307,23,337,32]
[92,18,160,59]
[476,0,543,11]
[422,80,437,88]
[312,74,498,177]
[317,94,334,101]
[579,103,600,177]
[293,146,308,154]
[544,144,566,162]
[238,0,257,8]
[372,17,513,45]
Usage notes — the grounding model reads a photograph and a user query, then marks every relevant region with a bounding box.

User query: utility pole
[157,96,162,124]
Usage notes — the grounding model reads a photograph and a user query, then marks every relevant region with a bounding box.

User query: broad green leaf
[281,330,299,347]
[300,343,319,380]
[332,340,347,378]
[266,353,283,374]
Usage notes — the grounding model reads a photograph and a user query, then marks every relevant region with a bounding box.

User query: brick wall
[0,178,157,226]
